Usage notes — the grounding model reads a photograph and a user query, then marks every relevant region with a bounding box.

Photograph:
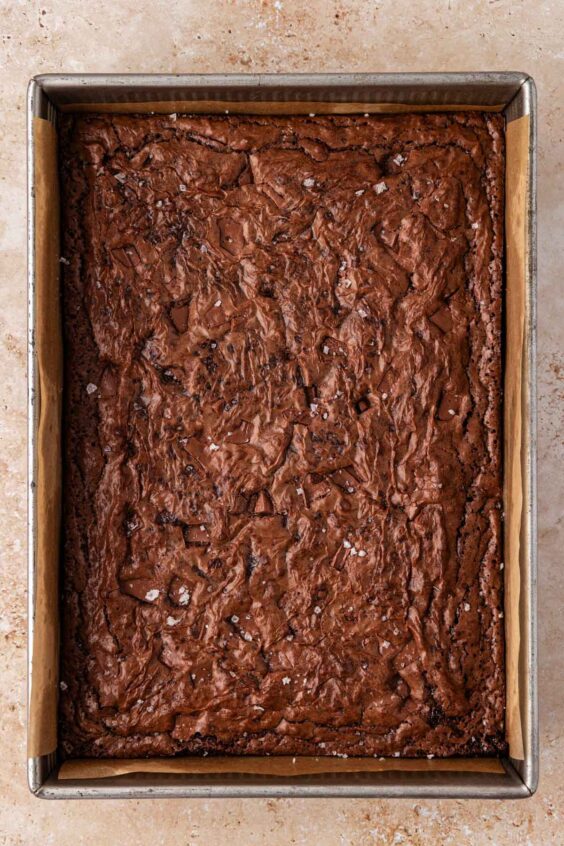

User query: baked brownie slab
[59,112,505,759]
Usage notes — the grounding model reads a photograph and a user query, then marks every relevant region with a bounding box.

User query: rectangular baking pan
[27,72,537,799]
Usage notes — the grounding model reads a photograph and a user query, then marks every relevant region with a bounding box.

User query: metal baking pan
[27,72,537,799]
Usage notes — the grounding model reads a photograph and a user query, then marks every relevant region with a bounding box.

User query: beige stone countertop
[1,0,562,843]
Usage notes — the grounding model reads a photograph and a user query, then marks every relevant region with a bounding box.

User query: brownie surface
[59,112,506,759]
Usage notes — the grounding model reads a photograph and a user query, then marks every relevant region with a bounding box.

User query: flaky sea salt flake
[145,589,160,602]
[86,383,97,395]
[178,587,191,606]
[374,181,388,195]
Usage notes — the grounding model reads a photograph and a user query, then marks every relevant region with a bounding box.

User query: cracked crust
[59,112,506,759]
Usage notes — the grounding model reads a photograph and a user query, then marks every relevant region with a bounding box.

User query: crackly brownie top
[59,111,505,759]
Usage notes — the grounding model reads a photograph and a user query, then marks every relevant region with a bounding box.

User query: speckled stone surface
[0,0,562,843]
